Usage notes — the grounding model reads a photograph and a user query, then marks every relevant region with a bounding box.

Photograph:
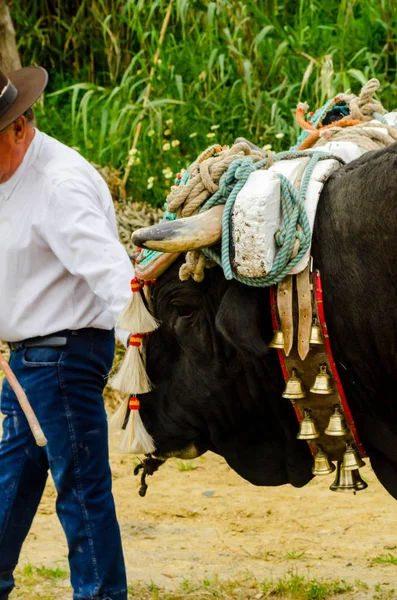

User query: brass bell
[269,329,284,349]
[310,364,333,395]
[352,470,368,490]
[309,318,324,346]
[312,446,335,476]
[324,406,349,437]
[342,443,366,471]
[282,368,306,399]
[330,461,368,493]
[297,409,320,440]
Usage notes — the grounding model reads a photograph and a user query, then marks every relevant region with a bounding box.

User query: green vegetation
[372,553,397,565]
[13,566,371,599]
[176,459,198,471]
[22,564,68,580]
[283,549,306,560]
[373,583,396,600]
[15,563,69,600]
[261,573,353,599]
[9,0,397,206]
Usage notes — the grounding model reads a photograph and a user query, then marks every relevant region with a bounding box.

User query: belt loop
[7,342,21,352]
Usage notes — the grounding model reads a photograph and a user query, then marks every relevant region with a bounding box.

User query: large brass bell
[297,409,320,440]
[309,318,324,346]
[312,446,335,476]
[310,364,333,395]
[330,461,368,493]
[325,406,349,437]
[342,443,366,471]
[282,368,306,399]
[269,329,284,349]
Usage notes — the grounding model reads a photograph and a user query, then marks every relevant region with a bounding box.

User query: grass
[8,0,397,206]
[372,553,397,565]
[175,459,198,471]
[12,568,370,599]
[261,573,353,599]
[373,583,396,600]
[22,564,68,580]
[14,564,70,600]
[283,549,306,560]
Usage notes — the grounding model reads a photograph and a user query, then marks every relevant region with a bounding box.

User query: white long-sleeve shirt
[0,129,134,342]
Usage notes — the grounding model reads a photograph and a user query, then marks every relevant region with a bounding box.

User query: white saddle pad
[232,139,369,278]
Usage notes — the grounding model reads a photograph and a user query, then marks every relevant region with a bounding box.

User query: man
[0,66,134,599]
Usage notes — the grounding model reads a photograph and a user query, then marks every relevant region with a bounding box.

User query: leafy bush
[9,0,397,205]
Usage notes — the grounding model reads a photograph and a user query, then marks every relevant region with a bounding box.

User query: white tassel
[109,394,130,431]
[119,397,156,454]
[119,410,135,453]
[129,397,156,454]
[143,280,154,312]
[130,411,156,453]
[118,277,158,334]
[110,336,152,395]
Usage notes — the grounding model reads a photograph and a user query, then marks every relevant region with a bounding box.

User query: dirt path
[18,443,397,594]
[0,373,396,597]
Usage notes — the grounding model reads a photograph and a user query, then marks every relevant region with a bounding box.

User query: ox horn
[135,251,181,281]
[132,205,224,253]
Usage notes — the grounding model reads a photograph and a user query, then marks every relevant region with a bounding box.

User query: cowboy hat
[0,66,48,132]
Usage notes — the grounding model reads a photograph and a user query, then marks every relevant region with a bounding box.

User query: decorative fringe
[118,277,158,334]
[120,397,156,454]
[130,397,156,454]
[110,334,152,395]
[110,276,158,454]
[109,394,130,430]
[119,406,135,452]
[143,280,155,312]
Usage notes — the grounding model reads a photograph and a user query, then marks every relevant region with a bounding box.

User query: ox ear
[215,282,269,358]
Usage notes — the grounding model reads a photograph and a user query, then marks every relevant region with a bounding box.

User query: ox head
[132,212,313,488]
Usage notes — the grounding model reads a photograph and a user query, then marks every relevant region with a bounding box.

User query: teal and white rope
[199,150,343,287]
[136,148,345,286]
[136,85,388,285]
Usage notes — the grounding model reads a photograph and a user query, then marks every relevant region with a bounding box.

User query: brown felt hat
[0,66,48,132]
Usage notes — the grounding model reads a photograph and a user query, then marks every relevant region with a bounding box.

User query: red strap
[315,271,366,457]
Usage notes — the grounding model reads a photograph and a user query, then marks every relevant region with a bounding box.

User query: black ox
[133,143,397,500]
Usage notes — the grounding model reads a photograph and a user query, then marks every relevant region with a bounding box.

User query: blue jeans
[0,329,127,600]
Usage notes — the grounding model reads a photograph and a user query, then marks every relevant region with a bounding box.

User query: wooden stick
[120,0,174,197]
[0,351,47,447]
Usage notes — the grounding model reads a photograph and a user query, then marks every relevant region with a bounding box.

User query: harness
[111,78,397,493]
[270,270,367,490]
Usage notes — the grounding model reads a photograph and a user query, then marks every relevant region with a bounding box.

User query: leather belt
[7,334,69,352]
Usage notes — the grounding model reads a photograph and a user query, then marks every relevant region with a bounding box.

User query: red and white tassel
[120,396,155,454]
[119,277,158,334]
[110,334,152,395]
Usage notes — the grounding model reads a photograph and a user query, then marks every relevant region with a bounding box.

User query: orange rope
[295,105,317,132]
[298,118,363,150]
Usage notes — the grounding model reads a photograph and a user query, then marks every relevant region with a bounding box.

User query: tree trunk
[0,0,21,73]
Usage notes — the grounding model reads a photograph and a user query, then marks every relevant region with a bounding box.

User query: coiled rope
[192,150,343,287]
[294,78,397,152]
[138,78,397,285]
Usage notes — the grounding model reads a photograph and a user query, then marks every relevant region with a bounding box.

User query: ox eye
[175,305,194,319]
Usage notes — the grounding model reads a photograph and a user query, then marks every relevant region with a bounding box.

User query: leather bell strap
[270,272,367,459]
[315,271,366,457]
[270,287,307,434]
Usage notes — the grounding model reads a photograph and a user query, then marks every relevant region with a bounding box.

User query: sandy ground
[15,438,397,593]
[0,369,396,597]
